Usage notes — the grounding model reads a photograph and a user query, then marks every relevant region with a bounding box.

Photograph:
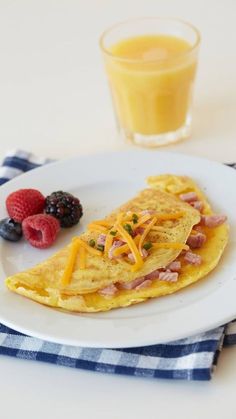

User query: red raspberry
[6,189,45,222]
[22,214,60,249]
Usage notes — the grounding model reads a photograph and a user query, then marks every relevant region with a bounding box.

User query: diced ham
[190,200,204,212]
[97,234,106,246]
[187,232,206,249]
[108,240,124,259]
[159,271,178,282]
[141,248,149,258]
[119,261,181,290]
[99,284,118,297]
[141,210,155,215]
[200,215,227,228]
[118,276,146,290]
[135,279,152,290]
[145,269,160,280]
[118,265,180,291]
[166,261,181,272]
[128,248,148,262]
[184,251,202,265]
[179,192,198,202]
[193,226,204,233]
[134,227,144,235]
[127,253,135,263]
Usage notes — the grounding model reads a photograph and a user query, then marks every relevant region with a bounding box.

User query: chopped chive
[143,242,153,250]
[110,230,117,236]
[132,213,138,224]
[97,244,104,252]
[89,239,96,247]
[123,223,133,235]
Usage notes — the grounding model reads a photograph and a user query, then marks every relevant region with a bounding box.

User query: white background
[0,0,236,418]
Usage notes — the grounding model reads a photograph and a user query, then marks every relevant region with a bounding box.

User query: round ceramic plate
[0,150,235,348]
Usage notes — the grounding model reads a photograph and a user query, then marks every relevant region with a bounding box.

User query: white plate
[0,150,235,348]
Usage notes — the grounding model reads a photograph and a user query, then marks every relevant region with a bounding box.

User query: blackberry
[45,191,83,228]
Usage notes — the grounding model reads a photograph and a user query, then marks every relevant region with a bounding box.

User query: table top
[0,0,236,418]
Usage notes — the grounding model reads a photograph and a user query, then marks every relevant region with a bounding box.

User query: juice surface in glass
[106,34,197,137]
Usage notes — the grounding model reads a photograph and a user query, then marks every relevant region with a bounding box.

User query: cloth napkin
[0,149,236,381]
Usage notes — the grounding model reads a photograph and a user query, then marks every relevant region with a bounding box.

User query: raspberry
[6,189,45,222]
[22,214,60,249]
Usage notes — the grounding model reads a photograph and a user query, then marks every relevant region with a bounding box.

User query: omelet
[5,177,229,312]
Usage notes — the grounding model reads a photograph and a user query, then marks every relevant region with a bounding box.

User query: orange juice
[105,35,197,136]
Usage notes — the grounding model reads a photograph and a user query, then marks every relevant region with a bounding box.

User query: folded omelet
[5,177,229,312]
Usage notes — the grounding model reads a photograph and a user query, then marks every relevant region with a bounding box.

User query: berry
[0,218,22,242]
[45,191,83,228]
[22,214,60,249]
[6,189,45,222]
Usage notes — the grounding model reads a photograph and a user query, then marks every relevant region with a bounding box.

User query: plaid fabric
[0,149,52,185]
[0,149,235,381]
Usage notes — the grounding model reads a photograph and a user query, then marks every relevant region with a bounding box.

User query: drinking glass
[100,18,200,147]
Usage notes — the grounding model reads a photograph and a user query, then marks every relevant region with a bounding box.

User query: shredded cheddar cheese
[78,245,86,269]
[104,232,114,256]
[116,224,143,271]
[63,209,189,281]
[133,213,152,228]
[113,235,141,257]
[139,217,157,253]
[150,226,168,232]
[116,212,124,224]
[61,238,81,287]
[78,239,102,256]
[61,235,104,286]
[154,212,184,220]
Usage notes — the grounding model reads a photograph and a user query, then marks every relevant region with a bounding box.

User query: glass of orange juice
[100,18,200,147]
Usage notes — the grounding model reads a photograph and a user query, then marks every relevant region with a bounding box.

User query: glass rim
[99,17,201,64]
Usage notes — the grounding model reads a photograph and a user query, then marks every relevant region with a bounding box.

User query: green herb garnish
[110,230,117,236]
[132,213,138,224]
[97,244,105,252]
[143,242,153,250]
[89,239,96,247]
[123,223,133,235]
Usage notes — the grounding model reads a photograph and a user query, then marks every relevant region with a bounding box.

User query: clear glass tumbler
[100,18,200,147]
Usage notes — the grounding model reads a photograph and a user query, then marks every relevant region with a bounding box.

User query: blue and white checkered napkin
[0,149,236,381]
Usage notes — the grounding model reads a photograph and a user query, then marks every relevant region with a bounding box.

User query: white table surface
[0,0,236,418]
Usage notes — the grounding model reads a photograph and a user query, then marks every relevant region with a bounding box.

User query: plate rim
[0,149,235,348]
